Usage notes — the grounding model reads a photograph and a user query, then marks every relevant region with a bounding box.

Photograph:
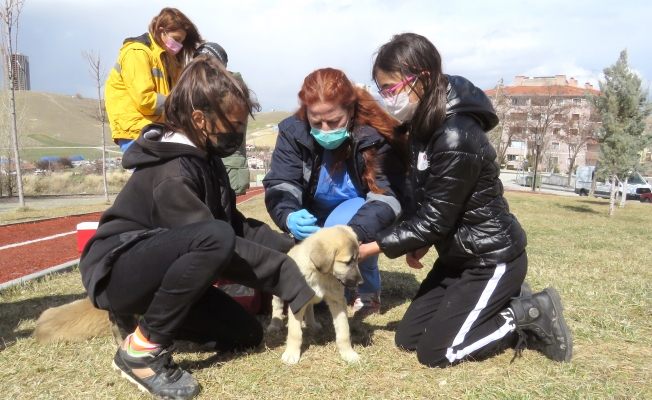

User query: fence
[541,173,574,188]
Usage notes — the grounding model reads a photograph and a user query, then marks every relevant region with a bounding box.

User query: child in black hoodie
[79,55,315,400]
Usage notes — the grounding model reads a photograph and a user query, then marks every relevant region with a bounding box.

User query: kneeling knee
[193,220,236,257]
[242,321,264,349]
[416,348,454,369]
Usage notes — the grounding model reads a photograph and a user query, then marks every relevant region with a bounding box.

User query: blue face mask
[309,126,350,150]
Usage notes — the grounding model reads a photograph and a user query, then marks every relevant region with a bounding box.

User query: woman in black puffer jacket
[360,33,572,368]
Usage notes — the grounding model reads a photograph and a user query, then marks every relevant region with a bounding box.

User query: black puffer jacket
[263,116,409,243]
[377,75,527,269]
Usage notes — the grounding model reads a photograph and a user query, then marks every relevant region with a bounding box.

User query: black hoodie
[377,76,527,268]
[79,124,315,313]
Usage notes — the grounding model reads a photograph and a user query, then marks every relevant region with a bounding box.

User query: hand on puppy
[287,209,320,240]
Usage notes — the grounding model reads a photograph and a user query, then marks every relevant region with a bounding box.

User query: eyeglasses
[378,75,417,99]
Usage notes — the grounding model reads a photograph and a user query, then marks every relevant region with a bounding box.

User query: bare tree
[512,85,572,191]
[0,89,26,196]
[561,110,599,186]
[82,50,110,202]
[0,0,26,207]
[487,79,522,166]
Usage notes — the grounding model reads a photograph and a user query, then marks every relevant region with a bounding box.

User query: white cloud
[18,0,652,111]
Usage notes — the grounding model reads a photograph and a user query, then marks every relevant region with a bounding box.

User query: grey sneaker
[112,339,200,399]
[352,292,381,317]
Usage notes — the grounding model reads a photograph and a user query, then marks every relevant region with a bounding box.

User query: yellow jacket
[105,33,180,142]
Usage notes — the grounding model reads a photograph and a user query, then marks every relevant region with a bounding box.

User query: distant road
[23,146,122,155]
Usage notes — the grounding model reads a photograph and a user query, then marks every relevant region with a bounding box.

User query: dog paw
[340,350,360,363]
[281,351,301,365]
[267,319,283,333]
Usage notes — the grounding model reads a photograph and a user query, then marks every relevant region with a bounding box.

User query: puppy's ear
[309,239,336,274]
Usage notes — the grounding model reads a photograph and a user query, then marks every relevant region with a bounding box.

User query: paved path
[500,170,577,197]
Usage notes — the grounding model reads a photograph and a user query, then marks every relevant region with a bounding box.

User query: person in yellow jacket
[105,7,203,152]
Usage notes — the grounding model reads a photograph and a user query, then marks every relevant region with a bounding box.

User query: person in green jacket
[194,42,251,195]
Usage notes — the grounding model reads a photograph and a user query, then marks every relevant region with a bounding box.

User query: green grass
[1,193,651,399]
[20,148,118,162]
[26,134,88,148]
[0,202,112,225]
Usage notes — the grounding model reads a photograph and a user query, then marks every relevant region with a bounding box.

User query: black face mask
[204,129,244,158]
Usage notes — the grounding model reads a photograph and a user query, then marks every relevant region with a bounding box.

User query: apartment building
[485,75,601,173]
[4,53,30,91]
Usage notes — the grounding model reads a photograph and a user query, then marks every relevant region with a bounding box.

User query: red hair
[295,68,407,193]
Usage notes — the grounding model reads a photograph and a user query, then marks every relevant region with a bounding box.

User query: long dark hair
[163,55,261,151]
[373,33,449,143]
[296,68,407,193]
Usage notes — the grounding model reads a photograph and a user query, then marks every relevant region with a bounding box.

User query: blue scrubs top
[311,150,360,222]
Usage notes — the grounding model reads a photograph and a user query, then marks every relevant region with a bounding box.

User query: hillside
[14,91,112,147]
[4,91,292,161]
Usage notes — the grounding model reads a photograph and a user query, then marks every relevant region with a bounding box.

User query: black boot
[520,281,532,297]
[509,287,573,363]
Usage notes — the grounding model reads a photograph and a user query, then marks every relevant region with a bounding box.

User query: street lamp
[531,133,542,191]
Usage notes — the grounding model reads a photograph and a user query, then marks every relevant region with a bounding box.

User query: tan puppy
[267,225,363,364]
[34,297,118,344]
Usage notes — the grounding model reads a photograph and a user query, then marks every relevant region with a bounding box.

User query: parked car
[640,193,652,203]
[575,166,652,200]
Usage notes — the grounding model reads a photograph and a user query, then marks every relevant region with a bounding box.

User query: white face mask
[383,90,419,121]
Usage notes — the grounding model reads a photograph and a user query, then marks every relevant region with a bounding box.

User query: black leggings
[103,219,307,350]
[395,251,528,368]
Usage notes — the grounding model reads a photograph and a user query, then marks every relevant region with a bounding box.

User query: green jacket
[223,71,250,195]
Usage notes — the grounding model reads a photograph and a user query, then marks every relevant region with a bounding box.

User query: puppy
[267,225,363,364]
[34,297,117,344]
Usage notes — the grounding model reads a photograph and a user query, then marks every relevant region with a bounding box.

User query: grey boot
[509,287,573,363]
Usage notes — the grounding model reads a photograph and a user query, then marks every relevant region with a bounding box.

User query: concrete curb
[0,259,80,292]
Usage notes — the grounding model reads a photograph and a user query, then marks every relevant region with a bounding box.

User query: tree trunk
[97,86,109,203]
[619,176,628,208]
[589,161,599,197]
[608,175,617,217]
[4,8,24,207]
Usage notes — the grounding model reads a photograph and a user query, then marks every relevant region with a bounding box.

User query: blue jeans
[117,139,134,153]
[324,198,381,294]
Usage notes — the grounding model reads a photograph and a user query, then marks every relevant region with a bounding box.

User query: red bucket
[76,222,99,252]
[214,278,261,314]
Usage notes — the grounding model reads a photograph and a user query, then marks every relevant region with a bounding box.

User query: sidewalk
[499,170,577,197]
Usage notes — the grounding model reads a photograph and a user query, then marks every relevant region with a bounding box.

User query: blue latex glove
[287,209,320,240]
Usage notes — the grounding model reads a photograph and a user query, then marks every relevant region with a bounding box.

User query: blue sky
[15,0,652,112]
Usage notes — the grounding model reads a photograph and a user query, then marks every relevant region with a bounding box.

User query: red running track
[0,187,265,284]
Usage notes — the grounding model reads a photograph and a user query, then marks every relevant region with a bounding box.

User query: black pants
[103,219,310,349]
[395,251,528,368]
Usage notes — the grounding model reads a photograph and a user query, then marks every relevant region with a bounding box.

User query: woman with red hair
[264,68,409,316]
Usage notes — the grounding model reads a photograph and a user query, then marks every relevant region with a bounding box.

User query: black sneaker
[112,340,200,399]
[510,287,573,363]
